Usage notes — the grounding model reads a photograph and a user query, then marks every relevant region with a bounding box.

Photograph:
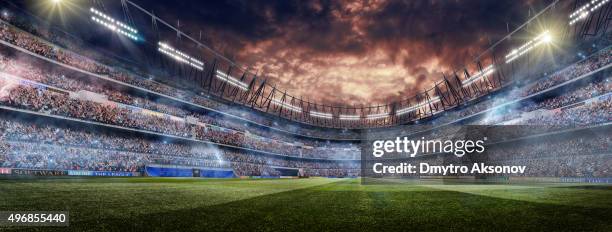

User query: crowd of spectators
[524,49,612,96]
[0,53,359,148]
[483,137,611,177]
[524,97,612,125]
[2,113,608,177]
[0,18,360,139]
[0,118,360,176]
[0,84,360,159]
[525,77,612,111]
[0,57,360,159]
[368,134,610,178]
[365,47,612,138]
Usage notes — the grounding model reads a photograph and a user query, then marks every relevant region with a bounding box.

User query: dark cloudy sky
[132,0,550,106]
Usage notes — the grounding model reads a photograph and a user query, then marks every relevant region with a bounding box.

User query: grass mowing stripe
[0,178,610,231]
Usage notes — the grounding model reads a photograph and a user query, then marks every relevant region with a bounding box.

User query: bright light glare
[569,0,610,25]
[462,65,495,87]
[271,99,302,113]
[159,42,204,71]
[310,111,333,119]
[505,30,551,64]
[396,96,441,115]
[542,34,552,43]
[90,8,139,41]
[215,70,249,90]
[339,115,361,120]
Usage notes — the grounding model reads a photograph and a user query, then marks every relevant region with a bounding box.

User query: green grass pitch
[0,177,611,231]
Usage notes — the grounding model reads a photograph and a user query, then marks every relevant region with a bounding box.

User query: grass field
[0,177,611,231]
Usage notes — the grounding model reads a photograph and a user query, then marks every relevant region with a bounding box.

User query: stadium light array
[339,114,361,120]
[271,99,302,113]
[569,0,610,25]
[396,96,441,116]
[158,42,204,71]
[505,30,551,64]
[462,65,495,87]
[90,8,139,41]
[309,111,333,119]
[366,112,389,120]
[215,70,249,91]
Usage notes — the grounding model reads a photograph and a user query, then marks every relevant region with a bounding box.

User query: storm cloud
[134,0,548,106]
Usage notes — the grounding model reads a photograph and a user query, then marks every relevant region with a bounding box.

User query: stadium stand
[0,3,609,179]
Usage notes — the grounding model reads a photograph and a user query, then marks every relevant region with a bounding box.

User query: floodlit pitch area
[1,177,611,231]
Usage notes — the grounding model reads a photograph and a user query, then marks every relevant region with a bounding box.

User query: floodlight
[90,8,139,41]
[158,42,204,70]
[542,34,552,43]
[462,65,495,87]
[215,70,249,91]
[339,114,361,120]
[271,99,302,113]
[396,96,441,115]
[310,111,333,119]
[505,31,551,64]
[569,0,609,25]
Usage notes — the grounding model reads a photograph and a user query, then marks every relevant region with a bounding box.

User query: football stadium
[0,0,611,231]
